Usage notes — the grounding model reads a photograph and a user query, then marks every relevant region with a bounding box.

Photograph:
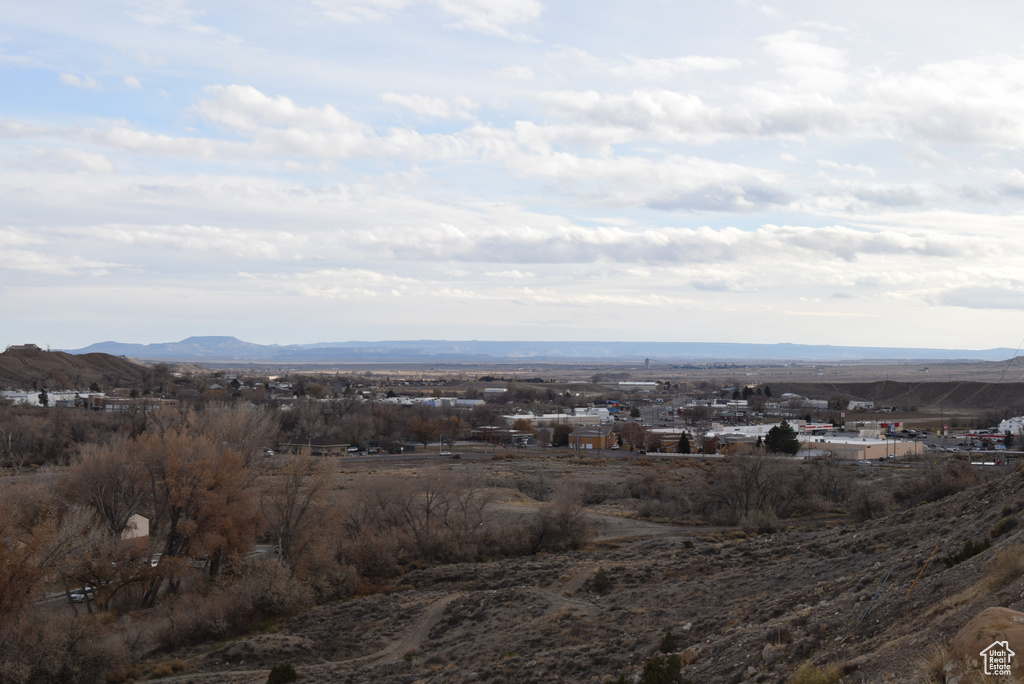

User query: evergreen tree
[764,419,800,455]
[677,433,690,454]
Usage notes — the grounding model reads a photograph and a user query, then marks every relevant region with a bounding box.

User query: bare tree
[805,452,850,505]
[707,447,801,522]
[620,422,647,450]
[190,403,280,468]
[69,437,148,538]
[261,452,336,565]
[406,410,441,447]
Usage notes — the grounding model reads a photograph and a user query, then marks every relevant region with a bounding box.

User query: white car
[69,587,95,603]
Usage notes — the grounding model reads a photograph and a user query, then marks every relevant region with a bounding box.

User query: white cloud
[759,30,848,92]
[862,55,1024,148]
[124,76,143,89]
[310,0,410,23]
[381,92,478,119]
[59,73,100,90]
[124,0,204,27]
[3,250,117,276]
[496,65,534,81]
[609,55,744,80]
[508,152,793,212]
[816,159,875,176]
[195,85,367,134]
[0,226,47,247]
[434,0,542,36]
[311,0,540,35]
[87,224,305,260]
[53,148,116,173]
[549,47,744,82]
[123,0,244,42]
[537,89,752,145]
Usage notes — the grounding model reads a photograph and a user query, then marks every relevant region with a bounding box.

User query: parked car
[69,587,95,603]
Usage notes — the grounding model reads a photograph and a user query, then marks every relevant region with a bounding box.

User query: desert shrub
[893,462,985,507]
[985,544,1024,589]
[155,591,237,650]
[267,662,298,684]
[742,509,781,534]
[990,516,1018,539]
[104,665,142,683]
[300,558,358,603]
[790,661,841,684]
[791,636,820,659]
[0,612,129,684]
[703,449,803,523]
[850,484,890,521]
[583,482,629,504]
[914,643,948,684]
[149,658,186,678]
[516,473,553,501]
[592,567,611,595]
[343,526,411,578]
[155,560,313,651]
[943,538,991,569]
[237,558,314,617]
[530,480,591,551]
[640,653,682,684]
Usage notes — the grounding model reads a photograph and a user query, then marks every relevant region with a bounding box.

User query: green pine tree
[764,419,801,455]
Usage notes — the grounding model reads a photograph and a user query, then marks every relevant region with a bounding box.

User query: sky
[4,1,1024,351]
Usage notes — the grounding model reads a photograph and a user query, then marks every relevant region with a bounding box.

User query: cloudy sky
[4,1,1024,351]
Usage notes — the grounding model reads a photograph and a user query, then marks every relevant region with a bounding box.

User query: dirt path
[161,594,461,683]
[587,511,690,540]
[558,563,598,595]
[335,593,460,668]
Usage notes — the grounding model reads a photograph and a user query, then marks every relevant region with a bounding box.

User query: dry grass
[790,661,841,684]
[983,543,1024,590]
[912,643,948,684]
[926,582,985,617]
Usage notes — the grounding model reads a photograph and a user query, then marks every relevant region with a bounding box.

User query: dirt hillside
[0,347,149,390]
[155,467,1024,684]
[772,379,1024,412]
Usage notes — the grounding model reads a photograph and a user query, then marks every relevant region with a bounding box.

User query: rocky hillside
[773,379,1024,412]
[155,467,1024,684]
[0,346,149,390]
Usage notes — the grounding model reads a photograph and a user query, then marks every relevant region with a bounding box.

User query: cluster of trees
[616,447,993,528]
[0,399,596,683]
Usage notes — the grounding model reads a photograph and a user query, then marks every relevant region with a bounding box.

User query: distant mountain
[62,337,1018,363]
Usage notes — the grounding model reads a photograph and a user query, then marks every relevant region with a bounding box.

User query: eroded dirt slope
[169,469,1024,684]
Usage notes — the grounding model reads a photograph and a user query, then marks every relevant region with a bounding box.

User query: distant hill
[63,336,1016,363]
[772,379,1024,411]
[0,345,148,390]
